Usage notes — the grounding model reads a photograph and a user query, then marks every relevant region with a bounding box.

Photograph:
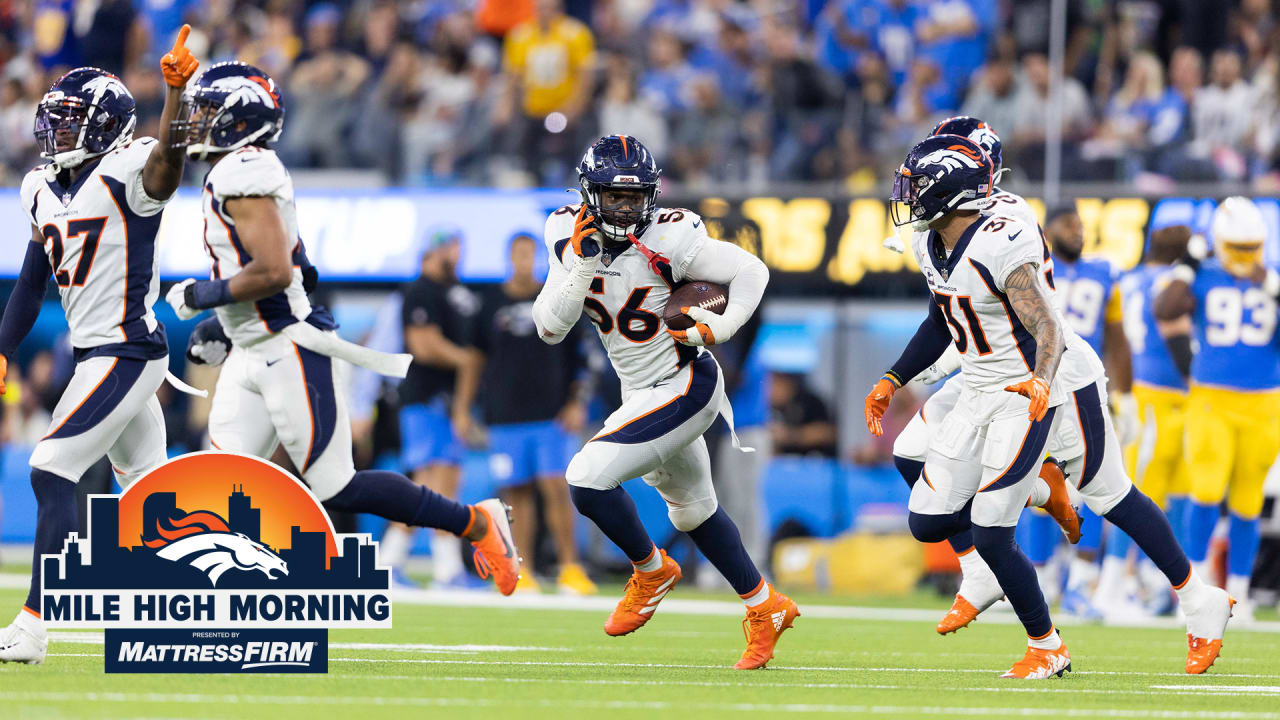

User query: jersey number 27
[41,218,106,288]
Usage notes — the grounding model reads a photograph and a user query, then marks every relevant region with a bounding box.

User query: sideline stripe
[3,692,1280,718]
[7,573,1279,634]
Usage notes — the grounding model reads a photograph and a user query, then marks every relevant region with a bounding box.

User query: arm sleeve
[533,213,597,344]
[533,252,598,344]
[1165,333,1193,378]
[0,241,51,359]
[887,299,954,387]
[681,237,770,333]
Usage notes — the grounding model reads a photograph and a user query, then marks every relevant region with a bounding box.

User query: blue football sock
[26,469,78,615]
[972,524,1053,639]
[1185,501,1219,565]
[1104,486,1191,586]
[946,529,975,555]
[893,456,925,489]
[1077,505,1103,555]
[1024,512,1061,565]
[569,485,655,563]
[1227,513,1260,578]
[1166,495,1189,548]
[327,470,471,536]
[686,507,763,596]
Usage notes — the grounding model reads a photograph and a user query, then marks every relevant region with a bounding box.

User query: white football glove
[666,305,741,346]
[911,343,962,385]
[883,234,906,254]
[1111,392,1140,446]
[166,278,201,320]
[188,339,228,366]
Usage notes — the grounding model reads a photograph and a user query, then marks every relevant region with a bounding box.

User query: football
[663,281,728,330]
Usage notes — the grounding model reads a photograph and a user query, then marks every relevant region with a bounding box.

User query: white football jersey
[201,146,316,347]
[543,204,709,390]
[911,212,1101,403]
[20,138,166,350]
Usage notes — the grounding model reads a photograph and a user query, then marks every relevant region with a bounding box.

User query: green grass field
[2,581,1279,720]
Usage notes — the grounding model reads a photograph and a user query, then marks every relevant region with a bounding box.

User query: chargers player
[883,117,1080,629]
[868,135,1235,676]
[1154,197,1280,624]
[164,63,520,598]
[1040,204,1138,619]
[1118,223,1192,613]
[534,135,793,669]
[0,27,199,664]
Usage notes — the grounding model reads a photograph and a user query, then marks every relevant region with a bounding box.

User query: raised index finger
[172,24,191,53]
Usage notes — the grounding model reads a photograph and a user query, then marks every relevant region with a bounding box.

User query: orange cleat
[469,499,520,596]
[1037,457,1082,544]
[1001,638,1072,679]
[937,595,983,635]
[735,586,800,669]
[1186,594,1236,674]
[604,549,681,636]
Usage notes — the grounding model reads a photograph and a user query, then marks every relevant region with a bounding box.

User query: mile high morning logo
[40,452,391,673]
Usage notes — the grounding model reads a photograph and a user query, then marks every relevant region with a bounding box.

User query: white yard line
[3,692,1280,717]
[45,633,569,654]
[6,573,1275,633]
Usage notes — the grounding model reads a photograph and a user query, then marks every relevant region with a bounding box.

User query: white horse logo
[156,531,289,586]
[919,148,983,173]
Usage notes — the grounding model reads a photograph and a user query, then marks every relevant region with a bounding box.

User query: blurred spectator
[960,55,1019,145]
[762,22,843,180]
[497,0,596,184]
[1194,49,1252,180]
[1143,46,1216,181]
[1009,52,1092,177]
[0,76,36,182]
[638,29,696,114]
[769,372,837,458]
[597,55,668,162]
[277,4,370,168]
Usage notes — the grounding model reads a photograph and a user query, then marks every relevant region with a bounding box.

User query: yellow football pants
[1183,384,1280,518]
[1124,383,1189,508]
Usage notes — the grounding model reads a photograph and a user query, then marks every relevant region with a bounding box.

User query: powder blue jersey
[1189,259,1280,390]
[1119,264,1187,390]
[1052,256,1121,356]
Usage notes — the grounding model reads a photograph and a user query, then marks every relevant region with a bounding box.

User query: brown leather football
[663,281,728,330]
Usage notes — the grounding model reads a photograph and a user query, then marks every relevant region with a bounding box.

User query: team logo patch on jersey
[39,452,392,673]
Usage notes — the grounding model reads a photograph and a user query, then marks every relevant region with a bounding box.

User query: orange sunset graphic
[116,452,338,561]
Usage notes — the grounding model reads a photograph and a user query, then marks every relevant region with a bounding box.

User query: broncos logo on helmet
[142,507,288,586]
[34,67,137,172]
[171,61,285,160]
[891,135,994,230]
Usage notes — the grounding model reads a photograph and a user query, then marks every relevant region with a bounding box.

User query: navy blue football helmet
[891,135,994,229]
[577,135,661,242]
[932,116,1003,175]
[171,62,284,159]
[35,67,136,171]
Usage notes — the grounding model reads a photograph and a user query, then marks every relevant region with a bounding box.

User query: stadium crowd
[2,0,1280,189]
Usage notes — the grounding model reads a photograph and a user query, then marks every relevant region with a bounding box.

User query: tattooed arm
[1005,262,1065,384]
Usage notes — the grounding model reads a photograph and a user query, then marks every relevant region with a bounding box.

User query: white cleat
[1183,585,1234,674]
[0,611,48,664]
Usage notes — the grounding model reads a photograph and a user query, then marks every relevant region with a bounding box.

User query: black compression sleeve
[887,298,952,386]
[0,242,51,359]
[1165,333,1193,379]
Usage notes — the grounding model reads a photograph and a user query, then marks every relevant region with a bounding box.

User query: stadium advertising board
[1,190,1275,290]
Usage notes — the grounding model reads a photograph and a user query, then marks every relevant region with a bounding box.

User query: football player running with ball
[534,135,793,669]
[165,63,520,597]
[0,27,199,665]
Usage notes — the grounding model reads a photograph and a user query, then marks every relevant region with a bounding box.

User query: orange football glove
[864,375,898,437]
[161,25,199,88]
[1005,376,1051,421]
[0,354,7,396]
[666,306,717,346]
[570,203,600,258]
